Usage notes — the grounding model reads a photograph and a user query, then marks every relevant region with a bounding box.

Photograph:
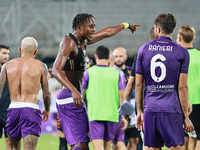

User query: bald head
[113,47,127,69]
[113,47,127,56]
[21,37,38,54]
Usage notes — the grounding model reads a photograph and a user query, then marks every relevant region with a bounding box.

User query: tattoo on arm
[41,64,51,112]
[0,64,7,98]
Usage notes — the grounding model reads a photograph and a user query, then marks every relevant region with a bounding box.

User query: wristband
[121,22,130,29]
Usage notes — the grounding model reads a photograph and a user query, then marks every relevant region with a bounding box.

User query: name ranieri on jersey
[149,45,173,52]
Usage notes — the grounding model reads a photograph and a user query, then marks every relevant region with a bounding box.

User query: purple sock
[72,146,82,150]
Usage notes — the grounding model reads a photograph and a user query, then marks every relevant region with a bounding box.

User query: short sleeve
[130,55,137,77]
[135,46,144,75]
[118,71,125,90]
[180,47,190,74]
[82,70,89,89]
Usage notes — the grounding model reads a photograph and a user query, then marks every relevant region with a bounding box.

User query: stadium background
[0,0,199,66]
[0,0,199,149]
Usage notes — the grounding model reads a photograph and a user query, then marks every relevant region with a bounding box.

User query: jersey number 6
[150,54,166,83]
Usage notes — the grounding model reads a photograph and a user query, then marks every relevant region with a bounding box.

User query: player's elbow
[52,67,59,78]
[44,91,51,100]
[135,83,143,89]
[178,84,188,93]
[126,82,134,91]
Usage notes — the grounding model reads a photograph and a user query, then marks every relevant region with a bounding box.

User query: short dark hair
[72,13,95,31]
[0,45,9,51]
[154,13,176,34]
[95,46,109,59]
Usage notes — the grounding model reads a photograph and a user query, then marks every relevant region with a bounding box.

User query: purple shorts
[113,115,124,143]
[56,89,90,146]
[144,111,184,148]
[89,121,116,141]
[6,103,42,141]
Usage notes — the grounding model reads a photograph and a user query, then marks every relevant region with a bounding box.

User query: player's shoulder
[6,57,20,66]
[140,41,151,50]
[189,48,200,53]
[60,34,76,47]
[175,42,188,54]
[138,40,156,53]
[125,65,131,70]
[30,59,47,68]
[87,65,95,71]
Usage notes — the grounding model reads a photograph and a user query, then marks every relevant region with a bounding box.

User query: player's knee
[76,142,89,150]
[130,137,139,144]
[59,131,65,138]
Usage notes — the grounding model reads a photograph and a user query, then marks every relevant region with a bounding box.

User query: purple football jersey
[136,36,189,113]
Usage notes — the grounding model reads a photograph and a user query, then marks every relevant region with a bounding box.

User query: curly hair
[72,13,95,31]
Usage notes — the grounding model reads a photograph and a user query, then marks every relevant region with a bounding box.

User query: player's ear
[157,26,161,34]
[94,54,98,60]
[177,34,182,42]
[19,48,22,54]
[33,49,38,57]
[78,25,83,32]
[179,35,182,42]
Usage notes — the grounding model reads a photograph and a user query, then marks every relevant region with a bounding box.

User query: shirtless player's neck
[19,48,37,58]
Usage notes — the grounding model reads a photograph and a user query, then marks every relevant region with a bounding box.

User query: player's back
[136,36,189,113]
[6,57,44,104]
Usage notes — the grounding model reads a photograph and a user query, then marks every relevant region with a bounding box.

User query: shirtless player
[0,37,51,150]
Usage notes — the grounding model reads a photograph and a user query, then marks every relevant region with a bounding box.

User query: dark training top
[0,67,10,113]
[130,55,137,77]
[62,33,86,71]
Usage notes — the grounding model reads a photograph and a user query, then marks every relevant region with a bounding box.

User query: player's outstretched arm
[178,73,194,132]
[41,63,51,122]
[88,23,142,44]
[0,64,7,98]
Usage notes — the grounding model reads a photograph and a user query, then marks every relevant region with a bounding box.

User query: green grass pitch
[0,133,168,150]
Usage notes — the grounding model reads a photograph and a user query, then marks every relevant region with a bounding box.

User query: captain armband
[121,22,130,29]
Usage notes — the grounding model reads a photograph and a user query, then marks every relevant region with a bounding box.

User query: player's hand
[42,110,49,122]
[184,117,194,132]
[121,117,128,131]
[136,111,144,132]
[71,89,84,109]
[129,23,142,34]
[124,115,131,122]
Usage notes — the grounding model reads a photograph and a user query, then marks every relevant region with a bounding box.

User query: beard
[0,60,4,65]
[114,62,125,68]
